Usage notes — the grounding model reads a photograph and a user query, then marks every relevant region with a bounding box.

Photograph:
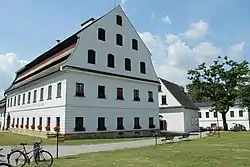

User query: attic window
[125,58,131,71]
[88,49,96,64]
[116,34,123,46]
[116,15,122,26]
[107,54,115,68]
[158,85,162,92]
[98,28,105,41]
[140,62,146,74]
[132,39,138,50]
[161,95,167,105]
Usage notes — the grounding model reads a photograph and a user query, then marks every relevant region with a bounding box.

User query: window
[28,92,31,103]
[191,117,194,126]
[39,117,42,126]
[76,83,84,97]
[18,95,21,105]
[10,98,12,107]
[14,96,16,106]
[32,117,35,126]
[57,82,62,98]
[47,117,51,126]
[107,54,115,68]
[239,110,244,117]
[26,118,29,126]
[116,34,123,46]
[161,95,167,105]
[98,28,105,41]
[125,58,131,71]
[56,117,60,126]
[133,89,140,101]
[148,91,154,102]
[98,117,106,131]
[33,90,37,103]
[17,118,19,126]
[214,112,217,118]
[195,118,199,125]
[117,117,124,130]
[7,99,10,108]
[132,39,138,50]
[117,88,123,100]
[22,93,25,104]
[116,15,122,26]
[98,85,105,98]
[12,118,15,125]
[48,85,52,100]
[198,112,201,118]
[75,117,85,131]
[149,117,155,128]
[21,118,24,126]
[40,88,44,101]
[158,85,162,92]
[206,112,209,118]
[230,111,234,117]
[88,49,96,64]
[140,62,146,74]
[134,117,141,129]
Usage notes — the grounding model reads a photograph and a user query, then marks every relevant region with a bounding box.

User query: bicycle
[0,148,13,167]
[7,140,53,167]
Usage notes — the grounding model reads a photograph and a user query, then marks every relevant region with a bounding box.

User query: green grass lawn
[0,132,152,146]
[51,132,250,167]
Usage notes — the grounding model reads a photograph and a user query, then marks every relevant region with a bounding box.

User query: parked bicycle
[0,148,13,167]
[7,140,53,167]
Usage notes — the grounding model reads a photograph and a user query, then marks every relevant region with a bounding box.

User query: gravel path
[0,132,208,162]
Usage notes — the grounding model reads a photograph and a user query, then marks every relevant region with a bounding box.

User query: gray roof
[160,78,199,110]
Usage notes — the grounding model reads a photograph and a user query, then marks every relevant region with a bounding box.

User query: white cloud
[229,41,245,57]
[183,20,208,39]
[162,15,172,24]
[139,31,243,87]
[0,53,28,98]
[120,0,128,9]
[150,12,155,20]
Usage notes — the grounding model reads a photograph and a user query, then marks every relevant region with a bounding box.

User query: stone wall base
[10,128,48,138]
[64,129,160,140]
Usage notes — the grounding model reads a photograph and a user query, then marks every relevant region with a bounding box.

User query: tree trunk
[221,112,228,130]
[248,108,250,131]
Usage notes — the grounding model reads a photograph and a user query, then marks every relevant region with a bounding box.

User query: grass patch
[51,132,250,167]
[0,132,152,146]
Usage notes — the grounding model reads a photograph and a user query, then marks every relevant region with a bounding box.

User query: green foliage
[238,74,250,111]
[187,56,249,130]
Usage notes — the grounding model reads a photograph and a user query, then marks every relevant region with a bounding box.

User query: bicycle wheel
[7,150,26,167]
[0,162,13,167]
[34,150,53,167]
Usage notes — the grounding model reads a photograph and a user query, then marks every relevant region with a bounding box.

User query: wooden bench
[178,133,190,140]
[161,135,175,143]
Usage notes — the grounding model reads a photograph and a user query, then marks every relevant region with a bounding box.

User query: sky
[0,0,249,98]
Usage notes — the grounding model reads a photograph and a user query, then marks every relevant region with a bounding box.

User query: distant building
[196,102,250,130]
[158,78,199,133]
[0,98,6,131]
[4,6,160,139]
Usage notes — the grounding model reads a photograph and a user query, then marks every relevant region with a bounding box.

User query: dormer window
[132,39,138,50]
[140,62,146,74]
[116,34,123,46]
[98,28,105,41]
[116,15,122,26]
[88,49,96,64]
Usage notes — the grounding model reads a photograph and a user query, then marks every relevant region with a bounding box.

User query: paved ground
[0,132,208,162]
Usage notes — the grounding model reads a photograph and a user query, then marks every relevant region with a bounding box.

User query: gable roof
[160,78,199,110]
[5,6,120,95]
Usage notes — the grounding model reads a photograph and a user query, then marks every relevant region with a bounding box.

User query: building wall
[158,79,181,108]
[0,106,5,130]
[160,108,184,132]
[64,71,159,133]
[5,72,67,133]
[65,6,159,83]
[183,109,199,132]
[198,105,250,130]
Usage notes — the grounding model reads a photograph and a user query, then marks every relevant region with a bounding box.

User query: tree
[187,56,249,130]
[237,74,250,128]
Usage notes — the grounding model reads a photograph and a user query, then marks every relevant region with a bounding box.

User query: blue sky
[0,0,249,96]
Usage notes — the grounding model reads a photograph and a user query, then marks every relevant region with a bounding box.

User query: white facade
[0,99,6,131]
[158,78,199,133]
[4,6,160,137]
[197,103,250,130]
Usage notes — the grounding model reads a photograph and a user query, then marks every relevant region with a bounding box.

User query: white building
[4,6,160,139]
[158,78,199,133]
[196,102,250,130]
[0,98,6,131]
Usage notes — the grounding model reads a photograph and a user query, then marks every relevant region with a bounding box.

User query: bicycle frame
[12,144,42,163]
